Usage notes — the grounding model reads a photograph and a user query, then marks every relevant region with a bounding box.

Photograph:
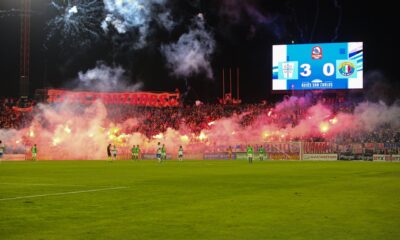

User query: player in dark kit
[107,144,112,161]
[156,142,162,162]
[161,144,166,160]
[0,140,5,161]
[227,146,233,159]
[178,145,184,161]
[258,145,266,161]
[136,145,141,160]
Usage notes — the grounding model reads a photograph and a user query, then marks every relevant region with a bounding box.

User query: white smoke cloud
[156,11,175,31]
[353,101,400,131]
[77,62,143,92]
[102,0,174,48]
[161,13,216,79]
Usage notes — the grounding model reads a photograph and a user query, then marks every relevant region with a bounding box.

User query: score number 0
[300,63,335,77]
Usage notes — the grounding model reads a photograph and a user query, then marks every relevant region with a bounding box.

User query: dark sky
[0,0,396,103]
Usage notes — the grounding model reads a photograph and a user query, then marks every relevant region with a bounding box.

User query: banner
[264,142,300,153]
[352,143,363,154]
[338,153,364,160]
[203,153,232,160]
[376,143,385,149]
[12,106,33,112]
[373,155,391,161]
[384,143,400,149]
[235,152,245,160]
[391,155,400,162]
[2,154,26,161]
[142,153,203,160]
[183,154,204,160]
[269,153,299,160]
[303,154,337,161]
[304,142,335,154]
[364,143,375,150]
[47,89,180,107]
[373,154,400,162]
[235,152,269,160]
[141,153,172,160]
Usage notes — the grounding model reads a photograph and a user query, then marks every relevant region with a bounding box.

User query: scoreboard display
[272,42,363,91]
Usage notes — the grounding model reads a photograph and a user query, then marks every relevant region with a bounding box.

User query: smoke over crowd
[1,93,399,159]
[1,1,398,159]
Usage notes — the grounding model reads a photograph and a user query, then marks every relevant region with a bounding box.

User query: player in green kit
[161,144,166,161]
[133,145,140,160]
[258,145,265,161]
[131,145,136,160]
[31,144,37,161]
[247,145,253,164]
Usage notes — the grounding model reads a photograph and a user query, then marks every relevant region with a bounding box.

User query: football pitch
[1,160,399,240]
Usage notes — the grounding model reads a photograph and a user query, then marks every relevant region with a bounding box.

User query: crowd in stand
[1,96,399,144]
[0,98,34,129]
[105,103,270,137]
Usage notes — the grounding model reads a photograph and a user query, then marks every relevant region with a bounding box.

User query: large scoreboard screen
[272,42,363,91]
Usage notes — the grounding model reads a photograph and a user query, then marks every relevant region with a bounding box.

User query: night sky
[0,0,396,103]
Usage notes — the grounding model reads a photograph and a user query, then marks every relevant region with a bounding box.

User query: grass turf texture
[1,160,399,240]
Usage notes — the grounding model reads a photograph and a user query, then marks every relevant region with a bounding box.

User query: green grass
[1,160,400,240]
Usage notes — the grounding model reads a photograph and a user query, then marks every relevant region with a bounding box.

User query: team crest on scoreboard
[336,60,357,78]
[311,46,322,59]
[278,61,298,80]
[338,61,355,77]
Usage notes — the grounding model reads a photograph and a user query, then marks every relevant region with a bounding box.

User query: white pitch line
[0,186,128,202]
[0,183,120,188]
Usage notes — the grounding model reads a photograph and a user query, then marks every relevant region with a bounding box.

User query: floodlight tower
[19,0,31,97]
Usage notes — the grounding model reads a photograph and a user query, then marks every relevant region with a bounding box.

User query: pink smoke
[1,96,399,160]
